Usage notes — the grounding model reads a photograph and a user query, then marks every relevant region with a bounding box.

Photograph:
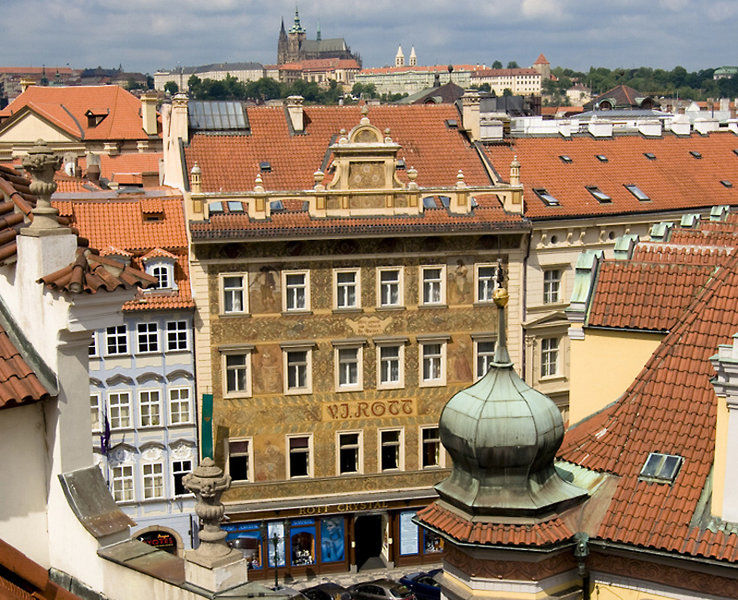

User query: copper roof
[483,132,738,219]
[560,215,738,562]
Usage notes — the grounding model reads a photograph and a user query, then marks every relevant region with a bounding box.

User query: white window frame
[142,462,165,500]
[138,389,162,428]
[420,425,444,469]
[168,386,192,424]
[282,270,310,312]
[473,336,497,380]
[222,350,253,398]
[286,434,313,479]
[226,438,254,482]
[378,428,404,472]
[543,269,562,304]
[136,322,159,354]
[419,265,446,306]
[282,345,313,395]
[89,332,99,358]
[90,392,102,432]
[150,264,172,290]
[105,325,128,356]
[334,343,363,392]
[111,464,134,502]
[475,264,498,303]
[541,337,559,378]
[336,430,363,475]
[171,458,193,497]
[220,273,248,314]
[419,338,447,387]
[375,341,405,390]
[333,268,361,310]
[108,391,131,429]
[376,267,403,308]
[166,320,189,352]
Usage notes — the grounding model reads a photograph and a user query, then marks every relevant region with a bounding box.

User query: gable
[0,111,78,144]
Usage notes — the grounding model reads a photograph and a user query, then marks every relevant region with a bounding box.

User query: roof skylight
[733,149,738,157]
[259,161,272,172]
[721,180,733,188]
[690,150,702,159]
[227,201,244,212]
[559,155,573,164]
[533,188,560,206]
[586,185,612,203]
[445,119,458,129]
[639,452,683,483]
[209,201,224,213]
[422,196,439,209]
[624,184,650,201]
[270,200,285,212]
[596,154,608,162]
[644,152,656,160]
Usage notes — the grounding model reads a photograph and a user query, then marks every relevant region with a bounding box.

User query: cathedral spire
[290,5,305,34]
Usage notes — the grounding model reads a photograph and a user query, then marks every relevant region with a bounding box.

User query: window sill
[223,392,253,399]
[336,386,363,393]
[135,350,162,356]
[473,301,497,308]
[377,383,404,390]
[138,425,166,430]
[165,348,190,355]
[284,388,312,396]
[538,374,566,383]
[281,310,313,317]
[375,305,405,312]
[419,380,446,388]
[219,312,251,318]
[333,308,363,314]
[104,353,131,359]
[418,304,448,310]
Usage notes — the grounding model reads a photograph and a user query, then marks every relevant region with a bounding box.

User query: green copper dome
[436,276,586,517]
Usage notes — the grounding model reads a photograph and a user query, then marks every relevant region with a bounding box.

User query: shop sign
[297,500,388,516]
[323,398,416,421]
[137,531,176,552]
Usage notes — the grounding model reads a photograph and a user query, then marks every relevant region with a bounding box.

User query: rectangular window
[106,325,127,355]
[335,269,360,309]
[166,320,188,351]
[109,391,131,429]
[624,184,650,201]
[586,185,612,203]
[476,265,497,302]
[288,435,311,478]
[420,266,445,305]
[225,354,250,395]
[142,463,165,499]
[89,332,98,357]
[475,340,495,379]
[378,268,402,307]
[228,439,252,482]
[284,271,309,312]
[151,265,170,289]
[172,459,192,496]
[541,337,559,377]
[421,427,441,468]
[380,429,403,471]
[336,346,362,390]
[378,344,403,388]
[338,432,362,474]
[543,269,561,304]
[222,274,246,314]
[90,393,101,432]
[533,188,560,206]
[420,342,445,386]
[111,465,134,502]
[139,390,161,427]
[137,322,159,353]
[169,387,191,424]
[285,349,310,393]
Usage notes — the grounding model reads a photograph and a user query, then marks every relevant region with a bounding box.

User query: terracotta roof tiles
[0,325,51,410]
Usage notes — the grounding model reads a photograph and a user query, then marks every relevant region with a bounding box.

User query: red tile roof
[560,216,738,562]
[534,53,549,65]
[0,324,51,410]
[416,503,573,548]
[79,152,161,182]
[279,58,360,71]
[185,104,492,193]
[483,132,738,219]
[473,68,539,77]
[0,86,159,141]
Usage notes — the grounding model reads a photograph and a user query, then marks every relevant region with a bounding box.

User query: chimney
[171,93,189,144]
[587,117,613,138]
[20,78,35,93]
[711,334,738,521]
[670,114,691,135]
[85,152,101,183]
[190,163,202,194]
[461,91,481,141]
[286,95,304,133]
[693,117,719,135]
[140,93,158,136]
[509,155,520,186]
[636,120,662,137]
[479,118,503,141]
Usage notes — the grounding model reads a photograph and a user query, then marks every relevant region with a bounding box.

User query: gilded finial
[493,261,508,307]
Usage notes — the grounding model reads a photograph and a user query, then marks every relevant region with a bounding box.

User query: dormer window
[624,184,650,201]
[151,265,171,289]
[259,161,272,173]
[142,251,178,292]
[85,110,108,128]
[586,185,611,203]
[639,452,683,484]
[533,188,560,207]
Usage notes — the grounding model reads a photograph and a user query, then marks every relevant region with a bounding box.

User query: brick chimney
[20,78,35,93]
[286,95,304,133]
[461,91,481,141]
[140,93,158,136]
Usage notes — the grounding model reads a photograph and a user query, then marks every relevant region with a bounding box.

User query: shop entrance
[354,514,383,571]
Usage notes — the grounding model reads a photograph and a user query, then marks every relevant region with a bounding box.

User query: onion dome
[436,264,586,517]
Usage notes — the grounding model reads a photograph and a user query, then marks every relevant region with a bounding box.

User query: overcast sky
[4,0,736,74]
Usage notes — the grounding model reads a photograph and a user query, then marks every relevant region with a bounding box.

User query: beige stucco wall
[569,329,663,425]
[713,395,728,518]
[0,112,77,144]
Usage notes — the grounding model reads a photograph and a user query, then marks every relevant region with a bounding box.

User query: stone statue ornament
[22,139,66,235]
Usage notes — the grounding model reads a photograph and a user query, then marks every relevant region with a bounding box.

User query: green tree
[492,60,503,69]
[506,61,519,69]
[502,88,513,96]
[164,81,179,95]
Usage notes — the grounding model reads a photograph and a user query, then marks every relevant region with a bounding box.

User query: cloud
[521,0,565,18]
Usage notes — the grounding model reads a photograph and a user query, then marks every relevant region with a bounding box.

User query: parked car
[348,580,415,600]
[303,583,351,600]
[399,570,441,600]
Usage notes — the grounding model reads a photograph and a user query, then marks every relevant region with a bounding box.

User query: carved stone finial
[456,168,466,189]
[254,173,264,193]
[190,162,202,194]
[360,104,370,125]
[384,127,392,143]
[21,140,66,236]
[313,169,324,184]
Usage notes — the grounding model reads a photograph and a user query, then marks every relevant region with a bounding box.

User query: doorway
[354,514,383,571]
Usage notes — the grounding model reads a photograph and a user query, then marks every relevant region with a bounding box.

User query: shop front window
[267,521,286,567]
[290,519,316,566]
[320,517,345,562]
[399,510,419,555]
[224,523,263,570]
[423,529,444,553]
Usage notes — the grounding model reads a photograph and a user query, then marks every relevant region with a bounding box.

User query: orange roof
[560,214,738,562]
[473,68,539,77]
[54,172,103,193]
[534,53,549,65]
[279,58,360,72]
[483,132,738,219]
[185,104,492,193]
[0,66,75,75]
[0,323,51,410]
[0,539,82,600]
[0,86,159,141]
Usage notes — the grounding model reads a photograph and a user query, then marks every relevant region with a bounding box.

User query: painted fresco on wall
[449,337,473,383]
[250,266,280,314]
[252,344,282,395]
[448,258,471,304]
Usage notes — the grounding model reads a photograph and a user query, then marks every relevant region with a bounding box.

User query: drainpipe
[574,532,590,600]
[521,227,532,381]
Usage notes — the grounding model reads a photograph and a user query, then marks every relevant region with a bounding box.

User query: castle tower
[409,46,417,67]
[287,6,307,63]
[277,18,288,64]
[395,45,405,67]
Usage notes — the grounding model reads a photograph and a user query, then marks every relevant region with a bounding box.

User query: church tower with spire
[276,8,361,65]
[277,18,288,65]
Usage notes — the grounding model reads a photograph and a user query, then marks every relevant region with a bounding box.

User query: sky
[3,0,736,74]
